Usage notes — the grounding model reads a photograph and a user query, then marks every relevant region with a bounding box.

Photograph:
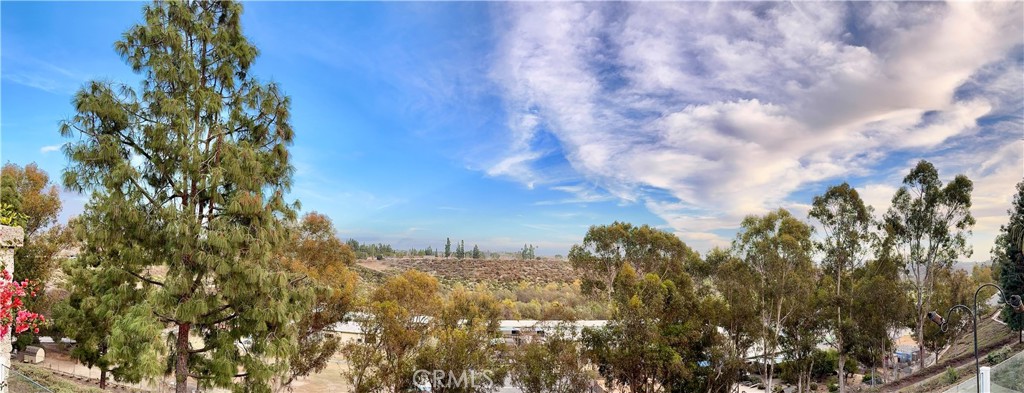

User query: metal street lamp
[928,283,1024,393]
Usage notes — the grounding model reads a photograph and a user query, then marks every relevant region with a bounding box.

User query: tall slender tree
[809,183,872,393]
[445,237,452,258]
[707,248,762,392]
[994,180,1024,343]
[849,232,913,384]
[60,1,309,391]
[734,208,816,393]
[882,160,974,368]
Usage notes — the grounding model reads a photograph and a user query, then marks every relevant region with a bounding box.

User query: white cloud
[488,2,1024,253]
[39,144,62,154]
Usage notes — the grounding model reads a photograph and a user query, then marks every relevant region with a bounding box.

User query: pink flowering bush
[0,269,43,338]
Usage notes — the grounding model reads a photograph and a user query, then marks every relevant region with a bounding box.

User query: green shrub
[944,366,960,385]
[986,344,1013,365]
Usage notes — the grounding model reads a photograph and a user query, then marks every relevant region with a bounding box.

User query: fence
[2,364,52,393]
[944,349,1024,393]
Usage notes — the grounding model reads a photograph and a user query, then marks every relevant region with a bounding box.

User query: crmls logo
[413,370,494,390]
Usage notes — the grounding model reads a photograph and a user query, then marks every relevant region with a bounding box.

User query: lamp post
[927,283,1024,393]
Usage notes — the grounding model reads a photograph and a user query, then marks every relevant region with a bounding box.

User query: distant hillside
[356,257,576,284]
[953,261,990,272]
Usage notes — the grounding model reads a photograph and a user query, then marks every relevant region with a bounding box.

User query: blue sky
[2,2,1022,259]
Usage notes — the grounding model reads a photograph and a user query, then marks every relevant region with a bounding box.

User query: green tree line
[4,1,1022,392]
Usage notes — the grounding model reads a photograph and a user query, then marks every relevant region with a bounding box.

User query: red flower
[0,269,43,339]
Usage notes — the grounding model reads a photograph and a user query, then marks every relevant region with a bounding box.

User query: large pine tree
[996,181,1024,342]
[60,1,309,392]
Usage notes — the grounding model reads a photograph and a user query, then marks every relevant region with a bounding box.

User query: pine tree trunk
[175,323,191,393]
[98,342,108,389]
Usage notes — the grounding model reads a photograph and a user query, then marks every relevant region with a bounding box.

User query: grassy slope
[942,312,1014,360]
[10,363,105,393]
[891,314,1022,392]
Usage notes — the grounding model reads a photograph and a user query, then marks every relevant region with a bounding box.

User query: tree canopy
[996,180,1024,340]
[59,1,308,391]
[882,160,974,368]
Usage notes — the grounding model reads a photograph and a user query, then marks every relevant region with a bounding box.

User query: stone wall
[0,225,24,393]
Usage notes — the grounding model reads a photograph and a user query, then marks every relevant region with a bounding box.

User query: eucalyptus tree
[581,262,720,393]
[510,323,592,393]
[569,222,701,299]
[849,238,913,383]
[809,183,872,393]
[416,285,508,393]
[341,270,441,392]
[734,209,817,393]
[60,1,310,391]
[707,248,761,390]
[882,160,974,367]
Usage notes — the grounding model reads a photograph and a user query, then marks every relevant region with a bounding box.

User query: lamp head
[927,311,945,326]
[1010,295,1024,313]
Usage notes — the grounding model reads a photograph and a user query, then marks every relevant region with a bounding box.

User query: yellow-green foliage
[488,280,611,320]
[0,203,27,227]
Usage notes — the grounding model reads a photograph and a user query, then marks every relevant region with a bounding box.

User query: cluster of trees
[489,281,612,320]
[568,165,1024,393]
[521,244,537,260]
[338,269,596,393]
[440,238,486,259]
[345,238,503,260]
[5,1,1023,393]
[345,240,396,259]
[339,238,537,261]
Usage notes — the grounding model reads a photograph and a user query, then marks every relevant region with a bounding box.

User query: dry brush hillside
[357,257,576,284]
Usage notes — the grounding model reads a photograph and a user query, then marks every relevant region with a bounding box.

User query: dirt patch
[358,259,392,272]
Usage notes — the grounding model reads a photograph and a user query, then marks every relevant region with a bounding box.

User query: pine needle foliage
[59,1,310,392]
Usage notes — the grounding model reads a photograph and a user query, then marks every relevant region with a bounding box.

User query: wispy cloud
[39,144,63,154]
[534,183,614,205]
[2,54,89,94]
[487,2,1024,255]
